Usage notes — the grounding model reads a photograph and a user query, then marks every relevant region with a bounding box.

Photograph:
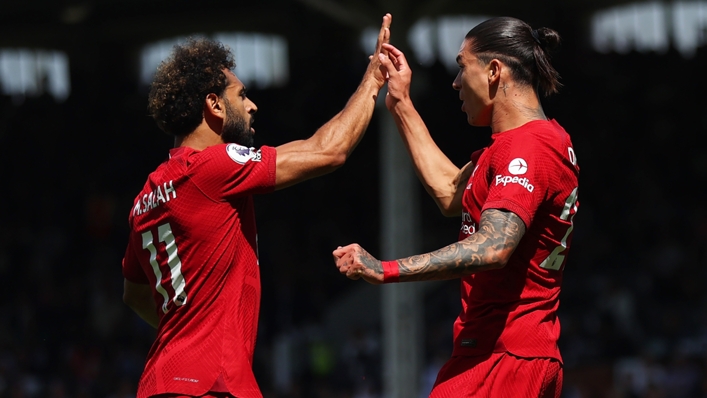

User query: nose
[246,98,258,114]
[452,71,461,91]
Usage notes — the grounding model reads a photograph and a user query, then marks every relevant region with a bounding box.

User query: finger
[374,13,392,55]
[346,267,362,280]
[381,25,391,57]
[333,244,354,257]
[338,252,355,269]
[382,43,407,67]
[381,43,399,53]
[337,260,348,274]
[375,28,390,56]
[378,53,398,76]
[385,50,401,69]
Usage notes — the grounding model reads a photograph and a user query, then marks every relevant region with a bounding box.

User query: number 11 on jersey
[141,223,188,313]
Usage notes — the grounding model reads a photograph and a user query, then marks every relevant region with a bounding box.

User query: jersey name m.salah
[455,119,579,361]
[122,143,276,398]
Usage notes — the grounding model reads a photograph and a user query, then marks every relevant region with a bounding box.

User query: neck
[489,84,546,134]
[174,123,223,150]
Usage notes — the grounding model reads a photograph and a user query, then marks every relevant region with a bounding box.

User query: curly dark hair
[147,37,235,136]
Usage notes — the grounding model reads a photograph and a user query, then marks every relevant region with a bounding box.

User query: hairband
[531,29,542,46]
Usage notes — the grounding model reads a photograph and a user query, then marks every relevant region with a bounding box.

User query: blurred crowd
[1,35,706,398]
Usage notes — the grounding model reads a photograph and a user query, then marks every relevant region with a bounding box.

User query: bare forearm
[390,100,461,211]
[311,13,390,160]
[273,79,380,189]
[334,210,524,284]
[313,78,380,158]
[274,14,389,190]
[397,240,501,282]
[396,209,526,281]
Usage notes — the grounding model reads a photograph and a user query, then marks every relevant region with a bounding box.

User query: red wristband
[382,260,400,283]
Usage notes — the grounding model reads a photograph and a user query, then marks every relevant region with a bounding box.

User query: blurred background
[1,0,707,397]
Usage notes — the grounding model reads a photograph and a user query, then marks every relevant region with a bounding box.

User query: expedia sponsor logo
[495,175,534,192]
[508,158,528,175]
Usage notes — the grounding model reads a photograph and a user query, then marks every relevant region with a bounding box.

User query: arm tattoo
[360,250,383,274]
[398,209,526,282]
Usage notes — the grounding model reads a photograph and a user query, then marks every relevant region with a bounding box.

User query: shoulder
[184,144,266,170]
[494,120,571,157]
[200,144,276,164]
[189,144,276,191]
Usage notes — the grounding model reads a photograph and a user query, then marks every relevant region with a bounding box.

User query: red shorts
[152,394,234,398]
[429,352,562,398]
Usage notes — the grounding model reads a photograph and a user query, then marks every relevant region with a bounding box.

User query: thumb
[333,245,351,257]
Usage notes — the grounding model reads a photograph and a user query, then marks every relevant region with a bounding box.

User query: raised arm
[378,42,467,216]
[334,209,526,284]
[274,14,391,190]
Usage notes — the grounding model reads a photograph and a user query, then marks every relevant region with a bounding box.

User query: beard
[222,99,255,147]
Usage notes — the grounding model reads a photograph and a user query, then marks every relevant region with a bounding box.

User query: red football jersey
[122,143,276,398]
[453,119,579,361]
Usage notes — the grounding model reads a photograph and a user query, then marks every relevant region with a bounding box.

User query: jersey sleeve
[189,144,277,201]
[482,136,551,228]
[122,238,150,284]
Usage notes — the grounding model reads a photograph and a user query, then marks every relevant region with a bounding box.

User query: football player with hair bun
[334,16,579,398]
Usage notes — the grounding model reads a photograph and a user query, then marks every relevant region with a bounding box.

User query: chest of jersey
[459,153,489,240]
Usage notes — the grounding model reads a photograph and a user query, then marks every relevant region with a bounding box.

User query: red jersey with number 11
[122,143,276,398]
[454,119,579,361]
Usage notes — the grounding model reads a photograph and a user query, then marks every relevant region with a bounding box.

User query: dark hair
[465,17,562,96]
[147,38,235,136]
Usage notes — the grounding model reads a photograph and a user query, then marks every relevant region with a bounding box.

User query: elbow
[123,291,137,309]
[309,135,349,172]
[317,149,347,174]
[328,152,347,169]
[488,258,509,271]
[439,207,460,218]
[437,201,462,218]
[123,287,147,311]
[484,250,513,270]
[433,192,463,218]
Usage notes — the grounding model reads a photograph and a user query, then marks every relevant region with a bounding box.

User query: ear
[204,93,225,120]
[487,59,501,86]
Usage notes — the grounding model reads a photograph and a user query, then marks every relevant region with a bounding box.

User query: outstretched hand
[333,244,384,284]
[377,43,412,110]
[365,13,392,88]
